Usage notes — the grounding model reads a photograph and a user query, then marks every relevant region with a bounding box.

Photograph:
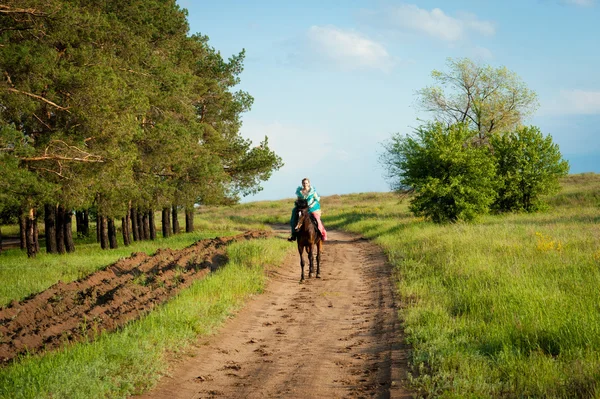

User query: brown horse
[294,199,322,282]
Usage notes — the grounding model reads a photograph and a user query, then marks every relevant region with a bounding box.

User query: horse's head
[294,199,310,232]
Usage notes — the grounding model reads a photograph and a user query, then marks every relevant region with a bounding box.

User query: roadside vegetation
[331,174,600,398]
[1,174,598,398]
[216,174,600,397]
[0,232,289,399]
[0,213,257,306]
[151,174,600,397]
[179,173,600,398]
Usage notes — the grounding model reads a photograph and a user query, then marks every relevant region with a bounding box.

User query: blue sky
[178,0,600,202]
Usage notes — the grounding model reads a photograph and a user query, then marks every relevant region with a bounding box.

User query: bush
[380,122,497,222]
[491,126,569,212]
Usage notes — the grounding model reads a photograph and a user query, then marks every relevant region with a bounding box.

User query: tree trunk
[185,207,194,233]
[162,207,171,238]
[149,210,156,240]
[76,211,83,237]
[136,209,144,241]
[121,217,129,246]
[82,210,89,237]
[19,214,26,250]
[123,202,131,246]
[56,205,66,254]
[76,210,90,237]
[33,211,40,253]
[122,205,131,246]
[141,211,149,240]
[100,216,108,250]
[44,204,58,254]
[96,213,100,243]
[131,207,139,242]
[108,218,118,249]
[64,209,75,253]
[25,208,36,258]
[172,205,179,235]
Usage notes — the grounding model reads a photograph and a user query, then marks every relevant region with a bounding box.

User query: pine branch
[0,5,46,16]
[29,166,68,179]
[19,155,103,163]
[6,88,70,112]
[19,140,104,163]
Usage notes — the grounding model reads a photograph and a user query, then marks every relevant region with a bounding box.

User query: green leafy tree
[491,126,569,212]
[1,0,283,254]
[416,58,539,144]
[380,122,497,223]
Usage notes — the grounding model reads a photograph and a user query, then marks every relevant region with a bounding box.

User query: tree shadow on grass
[479,213,600,227]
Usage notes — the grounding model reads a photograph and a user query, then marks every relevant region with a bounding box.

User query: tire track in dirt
[0,231,270,365]
[136,228,412,399]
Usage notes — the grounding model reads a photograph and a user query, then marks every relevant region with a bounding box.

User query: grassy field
[0,214,269,306]
[0,236,290,399]
[322,174,600,398]
[200,174,600,398]
[1,173,599,398]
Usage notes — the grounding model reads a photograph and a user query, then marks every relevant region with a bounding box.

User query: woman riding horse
[294,198,323,281]
[288,178,327,242]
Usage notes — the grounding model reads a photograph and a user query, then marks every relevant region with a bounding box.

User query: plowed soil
[135,227,412,399]
[0,231,270,364]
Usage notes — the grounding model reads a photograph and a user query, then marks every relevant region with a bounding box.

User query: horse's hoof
[316,274,321,279]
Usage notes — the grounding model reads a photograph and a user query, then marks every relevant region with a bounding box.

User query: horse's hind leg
[298,245,305,282]
[308,246,314,278]
[316,241,322,278]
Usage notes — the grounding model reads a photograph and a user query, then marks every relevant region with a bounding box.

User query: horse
[293,199,322,282]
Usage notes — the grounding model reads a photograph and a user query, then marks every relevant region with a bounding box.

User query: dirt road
[136,228,411,399]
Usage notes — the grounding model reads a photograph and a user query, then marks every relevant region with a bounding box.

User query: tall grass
[198,174,600,397]
[2,173,599,398]
[0,238,290,399]
[320,174,600,398]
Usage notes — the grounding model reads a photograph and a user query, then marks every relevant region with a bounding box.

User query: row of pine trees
[0,0,283,256]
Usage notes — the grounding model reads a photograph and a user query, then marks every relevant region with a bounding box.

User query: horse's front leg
[308,245,314,278]
[298,244,305,282]
[316,241,322,279]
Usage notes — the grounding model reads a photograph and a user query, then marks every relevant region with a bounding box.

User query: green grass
[0,225,242,306]
[0,208,276,306]
[198,174,600,398]
[0,237,290,399]
[321,174,600,398]
[2,173,600,398]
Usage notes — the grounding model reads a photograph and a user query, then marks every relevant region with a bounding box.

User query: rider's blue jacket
[295,186,321,213]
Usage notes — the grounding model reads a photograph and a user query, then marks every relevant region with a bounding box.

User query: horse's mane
[295,198,309,209]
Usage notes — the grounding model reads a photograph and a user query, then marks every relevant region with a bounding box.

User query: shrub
[380,122,497,222]
[491,126,569,212]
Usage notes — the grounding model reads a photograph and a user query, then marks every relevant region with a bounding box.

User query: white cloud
[562,0,595,6]
[541,90,600,115]
[241,119,334,168]
[375,4,495,42]
[239,119,372,202]
[560,90,600,113]
[469,45,494,60]
[306,25,395,72]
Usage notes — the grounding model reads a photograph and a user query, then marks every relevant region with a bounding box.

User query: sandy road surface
[135,228,412,399]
